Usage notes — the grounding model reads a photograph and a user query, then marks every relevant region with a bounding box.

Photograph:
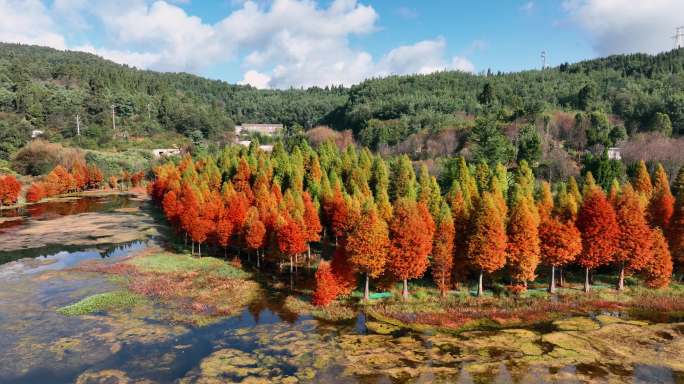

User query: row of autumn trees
[0,164,146,206]
[147,140,684,305]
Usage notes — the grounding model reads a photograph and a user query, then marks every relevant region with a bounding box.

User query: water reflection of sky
[7,241,149,276]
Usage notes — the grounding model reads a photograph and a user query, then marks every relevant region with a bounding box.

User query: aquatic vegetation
[125,252,248,279]
[56,291,146,316]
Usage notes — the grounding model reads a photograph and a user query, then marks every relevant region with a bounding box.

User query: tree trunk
[198,243,201,257]
[549,265,556,293]
[224,247,227,258]
[364,273,370,301]
[589,270,594,285]
[191,241,194,256]
[307,244,311,261]
[289,255,293,274]
[477,270,484,296]
[617,263,625,291]
[584,268,591,293]
[559,267,564,287]
[402,279,409,300]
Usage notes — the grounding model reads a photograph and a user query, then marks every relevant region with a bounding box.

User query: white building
[235,123,283,136]
[152,147,182,158]
[607,147,621,160]
[31,129,44,138]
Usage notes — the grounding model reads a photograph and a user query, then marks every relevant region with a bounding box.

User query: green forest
[2,42,684,165]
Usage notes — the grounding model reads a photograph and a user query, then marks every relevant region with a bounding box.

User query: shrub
[0,174,21,205]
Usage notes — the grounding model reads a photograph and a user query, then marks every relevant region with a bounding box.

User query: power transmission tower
[541,50,547,70]
[674,26,684,49]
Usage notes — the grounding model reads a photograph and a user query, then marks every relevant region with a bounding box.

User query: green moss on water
[126,252,248,279]
[57,291,145,316]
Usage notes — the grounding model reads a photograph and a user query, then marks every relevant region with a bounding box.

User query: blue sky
[1,1,682,88]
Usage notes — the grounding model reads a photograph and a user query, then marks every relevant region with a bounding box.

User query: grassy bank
[73,249,260,325]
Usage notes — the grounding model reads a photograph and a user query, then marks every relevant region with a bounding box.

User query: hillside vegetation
[1,42,684,160]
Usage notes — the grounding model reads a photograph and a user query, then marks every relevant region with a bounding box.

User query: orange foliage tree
[312,261,340,306]
[450,187,471,287]
[644,229,673,288]
[388,199,435,300]
[576,187,619,292]
[539,215,582,293]
[649,164,675,230]
[633,160,653,198]
[276,216,308,272]
[346,205,389,300]
[0,175,21,207]
[26,182,47,203]
[244,207,266,267]
[614,185,654,290]
[432,203,455,296]
[507,196,541,287]
[670,191,684,273]
[468,193,507,296]
[302,192,322,259]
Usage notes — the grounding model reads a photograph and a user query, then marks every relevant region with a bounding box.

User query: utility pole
[76,114,81,137]
[541,50,547,70]
[674,26,684,49]
[111,104,116,139]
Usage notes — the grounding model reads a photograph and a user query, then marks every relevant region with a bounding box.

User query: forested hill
[1,42,684,157]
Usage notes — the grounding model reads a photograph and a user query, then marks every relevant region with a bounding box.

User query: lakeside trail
[0,194,683,383]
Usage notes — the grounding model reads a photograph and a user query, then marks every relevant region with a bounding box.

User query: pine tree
[568,176,582,205]
[388,198,434,299]
[468,192,507,296]
[669,194,684,273]
[346,205,389,300]
[432,203,455,296]
[576,187,619,292]
[614,185,654,290]
[507,195,541,287]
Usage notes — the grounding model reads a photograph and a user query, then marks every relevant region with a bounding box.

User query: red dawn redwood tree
[450,187,471,287]
[633,160,653,198]
[346,204,389,300]
[302,192,322,259]
[312,261,340,306]
[467,192,507,296]
[649,164,675,230]
[276,216,308,273]
[507,196,541,287]
[432,203,455,297]
[388,199,435,300]
[576,187,619,292]
[644,229,673,288]
[0,175,21,207]
[669,194,684,273]
[539,215,582,293]
[244,207,266,267]
[614,185,654,290]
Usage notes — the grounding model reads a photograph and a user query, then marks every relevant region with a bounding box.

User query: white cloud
[239,70,272,89]
[0,0,66,49]
[564,0,684,55]
[0,0,476,88]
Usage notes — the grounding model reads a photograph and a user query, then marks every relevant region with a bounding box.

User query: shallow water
[0,196,683,384]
